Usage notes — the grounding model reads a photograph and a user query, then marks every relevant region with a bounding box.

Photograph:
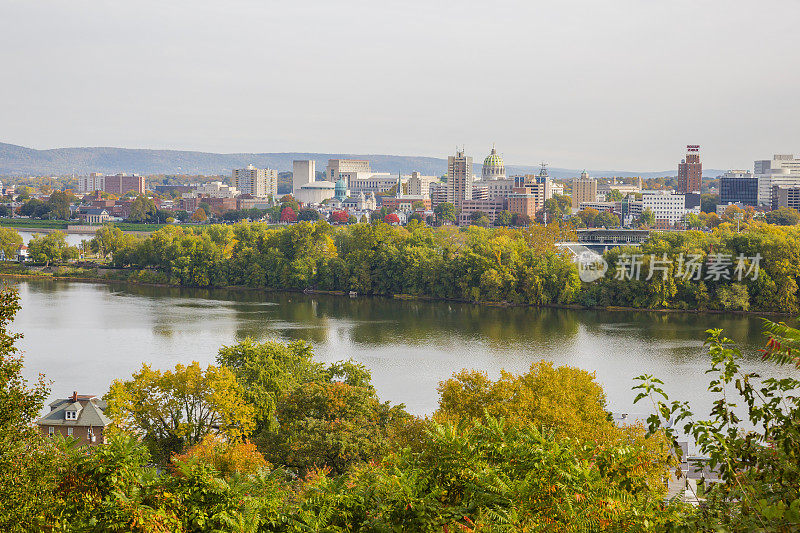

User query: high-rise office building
[447,149,473,210]
[754,154,800,206]
[677,145,702,194]
[719,170,758,206]
[571,171,598,211]
[326,159,371,187]
[292,160,315,193]
[232,164,278,198]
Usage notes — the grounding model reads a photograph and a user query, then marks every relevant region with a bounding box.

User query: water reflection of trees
[31,279,792,364]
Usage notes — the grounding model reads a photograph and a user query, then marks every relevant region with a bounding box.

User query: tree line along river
[8,275,794,419]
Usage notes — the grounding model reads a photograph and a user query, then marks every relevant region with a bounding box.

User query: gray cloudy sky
[2,0,799,170]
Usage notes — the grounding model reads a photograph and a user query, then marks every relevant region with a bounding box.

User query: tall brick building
[677,145,702,194]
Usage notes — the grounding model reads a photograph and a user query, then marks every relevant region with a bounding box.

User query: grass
[0,218,165,233]
[0,219,68,229]
[111,222,167,232]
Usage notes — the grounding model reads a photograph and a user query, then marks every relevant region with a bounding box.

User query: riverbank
[0,263,789,317]
[0,219,162,234]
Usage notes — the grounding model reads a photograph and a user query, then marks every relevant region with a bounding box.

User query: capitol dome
[334,177,348,200]
[482,146,506,180]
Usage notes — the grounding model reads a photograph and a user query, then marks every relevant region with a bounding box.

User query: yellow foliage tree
[191,208,207,222]
[436,361,612,440]
[436,361,673,494]
[105,362,255,462]
[171,434,268,478]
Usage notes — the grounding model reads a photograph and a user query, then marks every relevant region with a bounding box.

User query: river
[7,277,795,418]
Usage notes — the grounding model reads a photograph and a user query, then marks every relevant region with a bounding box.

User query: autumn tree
[265,360,410,475]
[329,210,348,224]
[105,362,256,463]
[0,289,56,530]
[436,361,613,440]
[280,206,297,223]
[0,228,22,260]
[383,213,400,224]
[190,207,207,222]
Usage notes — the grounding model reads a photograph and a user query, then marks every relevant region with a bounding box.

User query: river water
[8,276,795,418]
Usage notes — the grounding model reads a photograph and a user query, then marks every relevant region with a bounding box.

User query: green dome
[482,146,506,179]
[334,178,347,200]
[483,150,504,168]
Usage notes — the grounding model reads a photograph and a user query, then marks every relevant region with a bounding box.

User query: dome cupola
[482,145,506,180]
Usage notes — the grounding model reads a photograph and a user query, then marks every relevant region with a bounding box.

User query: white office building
[407,172,440,196]
[292,160,316,193]
[326,159,372,187]
[78,173,106,193]
[232,164,278,198]
[755,154,800,206]
[641,190,697,226]
[447,149,473,210]
[182,181,239,199]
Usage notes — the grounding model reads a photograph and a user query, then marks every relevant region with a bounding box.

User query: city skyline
[2,0,799,171]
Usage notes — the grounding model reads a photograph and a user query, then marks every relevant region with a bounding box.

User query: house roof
[85,208,109,215]
[38,395,111,428]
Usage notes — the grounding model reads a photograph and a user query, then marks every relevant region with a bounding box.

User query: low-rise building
[380,195,431,212]
[458,198,507,226]
[36,391,111,446]
[294,181,337,205]
[81,208,110,224]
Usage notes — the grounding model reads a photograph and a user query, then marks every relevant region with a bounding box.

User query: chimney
[72,391,78,403]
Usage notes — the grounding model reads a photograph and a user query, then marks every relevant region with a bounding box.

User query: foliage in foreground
[3,279,800,530]
[634,322,800,531]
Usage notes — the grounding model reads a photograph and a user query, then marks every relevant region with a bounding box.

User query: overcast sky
[2,0,798,170]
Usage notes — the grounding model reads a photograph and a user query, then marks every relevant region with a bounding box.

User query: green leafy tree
[298,208,320,221]
[90,225,125,259]
[634,323,800,531]
[19,198,50,218]
[638,207,656,227]
[0,228,22,260]
[595,210,620,228]
[0,289,54,531]
[27,231,74,264]
[765,206,800,225]
[434,202,456,224]
[216,339,324,437]
[127,195,157,222]
[46,191,75,220]
[493,210,513,227]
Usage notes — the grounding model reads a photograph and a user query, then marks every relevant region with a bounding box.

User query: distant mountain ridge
[0,142,724,179]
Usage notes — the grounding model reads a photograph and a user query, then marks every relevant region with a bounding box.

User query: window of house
[67,427,73,437]
[48,426,54,437]
[65,410,77,420]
